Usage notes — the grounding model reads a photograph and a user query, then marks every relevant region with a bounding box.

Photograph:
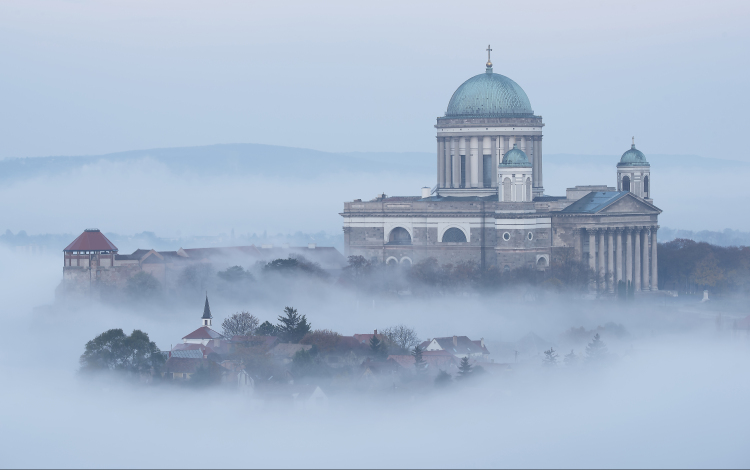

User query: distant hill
[0,144,432,182]
[0,143,746,183]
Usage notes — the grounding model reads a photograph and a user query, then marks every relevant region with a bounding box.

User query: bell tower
[201,295,212,327]
[617,137,652,201]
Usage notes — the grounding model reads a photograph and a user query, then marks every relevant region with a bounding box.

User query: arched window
[525,178,532,202]
[537,257,548,267]
[442,227,467,243]
[399,257,412,266]
[386,257,398,266]
[388,227,411,245]
[622,175,631,192]
[503,177,511,201]
[643,175,649,195]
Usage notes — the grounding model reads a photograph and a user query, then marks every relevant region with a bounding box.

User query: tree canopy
[80,328,164,375]
[221,311,259,338]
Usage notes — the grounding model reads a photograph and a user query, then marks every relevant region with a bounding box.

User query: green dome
[618,144,650,167]
[500,144,532,167]
[446,68,533,118]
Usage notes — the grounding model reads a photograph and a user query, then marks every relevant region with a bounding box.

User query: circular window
[503,232,511,241]
[527,232,533,241]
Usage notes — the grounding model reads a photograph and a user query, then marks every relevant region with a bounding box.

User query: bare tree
[381,325,420,352]
[221,312,259,338]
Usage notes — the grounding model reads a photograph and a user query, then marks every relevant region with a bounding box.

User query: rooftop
[445,65,534,118]
[63,229,118,252]
[182,326,224,341]
[561,191,629,214]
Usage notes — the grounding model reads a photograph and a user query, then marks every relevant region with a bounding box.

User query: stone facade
[341,55,662,291]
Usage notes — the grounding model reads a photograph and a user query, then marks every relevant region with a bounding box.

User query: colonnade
[584,225,658,292]
[437,135,543,191]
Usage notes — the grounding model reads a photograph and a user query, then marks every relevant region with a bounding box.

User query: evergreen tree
[543,347,559,367]
[412,345,426,373]
[369,334,387,359]
[457,356,473,379]
[585,333,609,363]
[276,307,311,343]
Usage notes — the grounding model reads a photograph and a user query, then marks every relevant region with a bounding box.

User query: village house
[419,335,490,361]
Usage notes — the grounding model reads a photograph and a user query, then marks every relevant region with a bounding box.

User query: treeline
[658,239,750,295]
[339,253,593,295]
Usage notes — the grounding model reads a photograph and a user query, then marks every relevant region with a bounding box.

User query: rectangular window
[460,155,466,188]
[483,155,492,188]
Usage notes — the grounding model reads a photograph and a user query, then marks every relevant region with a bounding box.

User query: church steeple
[201,294,213,327]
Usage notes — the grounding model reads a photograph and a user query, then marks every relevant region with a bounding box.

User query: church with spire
[341,46,662,293]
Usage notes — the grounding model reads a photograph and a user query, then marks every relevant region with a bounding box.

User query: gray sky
[1,0,748,160]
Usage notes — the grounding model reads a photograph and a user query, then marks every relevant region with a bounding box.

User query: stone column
[538,137,543,191]
[498,136,506,161]
[443,137,453,188]
[458,137,466,188]
[437,138,444,188]
[642,229,650,291]
[456,137,468,188]
[577,228,584,263]
[470,136,479,188]
[520,136,526,153]
[452,138,460,188]
[616,229,623,284]
[588,229,596,290]
[598,229,607,292]
[607,229,615,293]
[626,228,633,284]
[491,137,498,187]
[651,226,659,290]
[478,136,484,188]
[634,227,641,291]
[527,137,534,169]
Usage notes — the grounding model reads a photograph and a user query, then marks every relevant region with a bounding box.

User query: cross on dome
[486,44,493,68]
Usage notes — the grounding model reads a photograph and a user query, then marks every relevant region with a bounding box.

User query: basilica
[341,48,661,293]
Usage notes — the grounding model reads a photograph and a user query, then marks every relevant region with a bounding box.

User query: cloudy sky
[1,0,748,161]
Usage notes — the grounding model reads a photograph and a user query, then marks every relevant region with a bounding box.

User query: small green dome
[500,144,532,167]
[618,144,650,167]
[446,68,533,118]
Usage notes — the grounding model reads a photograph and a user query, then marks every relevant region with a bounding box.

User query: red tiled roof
[182,326,224,340]
[63,229,118,252]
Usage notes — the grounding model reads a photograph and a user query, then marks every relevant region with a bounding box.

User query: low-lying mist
[1,245,749,468]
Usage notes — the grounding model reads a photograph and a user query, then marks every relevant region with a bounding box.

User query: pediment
[600,194,660,214]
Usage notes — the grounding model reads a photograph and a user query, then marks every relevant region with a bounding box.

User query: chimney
[421,187,431,198]
[374,329,378,335]
[453,335,457,347]
[480,337,485,348]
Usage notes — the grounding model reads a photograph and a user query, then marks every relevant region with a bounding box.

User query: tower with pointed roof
[202,295,213,327]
